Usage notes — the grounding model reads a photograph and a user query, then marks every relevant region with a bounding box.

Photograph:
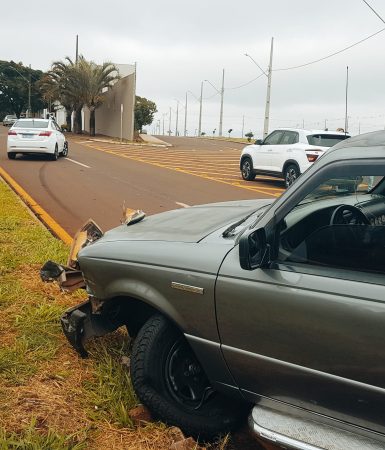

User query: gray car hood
[101,199,273,243]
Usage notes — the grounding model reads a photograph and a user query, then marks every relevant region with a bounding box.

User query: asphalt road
[0,127,283,236]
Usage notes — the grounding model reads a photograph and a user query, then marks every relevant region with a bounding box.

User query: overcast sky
[2,0,385,137]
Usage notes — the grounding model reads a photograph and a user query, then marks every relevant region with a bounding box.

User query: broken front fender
[61,298,124,357]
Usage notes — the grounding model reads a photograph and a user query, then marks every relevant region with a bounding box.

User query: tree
[0,60,46,117]
[245,131,254,142]
[80,59,119,136]
[135,96,157,132]
[41,56,119,135]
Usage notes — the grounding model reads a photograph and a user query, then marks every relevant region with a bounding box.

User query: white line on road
[175,202,191,208]
[66,158,91,168]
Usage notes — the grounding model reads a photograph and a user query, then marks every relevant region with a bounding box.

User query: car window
[14,120,49,128]
[307,134,349,147]
[281,131,298,145]
[277,166,385,276]
[263,130,284,145]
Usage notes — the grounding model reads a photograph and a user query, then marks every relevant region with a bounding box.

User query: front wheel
[284,164,300,188]
[131,314,248,440]
[241,157,256,181]
[7,152,16,160]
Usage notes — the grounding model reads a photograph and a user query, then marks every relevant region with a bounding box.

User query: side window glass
[277,171,385,275]
[264,131,284,145]
[281,131,298,145]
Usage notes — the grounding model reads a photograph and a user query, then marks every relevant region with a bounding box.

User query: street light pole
[198,81,203,137]
[184,92,188,136]
[175,100,179,136]
[169,107,172,136]
[219,68,225,137]
[263,37,274,138]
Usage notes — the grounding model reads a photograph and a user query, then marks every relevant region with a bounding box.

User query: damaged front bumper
[61,298,123,358]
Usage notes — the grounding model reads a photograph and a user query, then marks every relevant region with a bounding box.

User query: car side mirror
[239,227,270,270]
[254,139,263,145]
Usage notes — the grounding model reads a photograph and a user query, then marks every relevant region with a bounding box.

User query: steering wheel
[330,204,369,225]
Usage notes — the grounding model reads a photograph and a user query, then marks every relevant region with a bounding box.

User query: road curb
[0,166,73,246]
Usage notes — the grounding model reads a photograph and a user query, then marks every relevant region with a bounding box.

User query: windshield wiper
[222,207,266,237]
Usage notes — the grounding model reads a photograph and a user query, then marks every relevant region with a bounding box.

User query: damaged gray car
[43,131,385,449]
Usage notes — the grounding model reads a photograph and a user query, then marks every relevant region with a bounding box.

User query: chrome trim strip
[171,282,204,295]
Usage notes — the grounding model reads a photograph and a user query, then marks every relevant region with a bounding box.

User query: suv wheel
[284,164,300,188]
[7,152,16,160]
[131,314,248,440]
[241,157,256,181]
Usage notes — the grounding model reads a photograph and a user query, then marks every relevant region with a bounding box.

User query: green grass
[0,419,87,450]
[84,334,137,428]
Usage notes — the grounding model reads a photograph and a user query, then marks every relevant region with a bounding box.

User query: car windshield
[306,134,349,147]
[299,175,384,206]
[14,120,49,128]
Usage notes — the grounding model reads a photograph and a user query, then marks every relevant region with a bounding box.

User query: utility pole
[168,107,172,136]
[198,81,203,137]
[302,119,305,128]
[219,68,225,137]
[175,100,179,136]
[324,119,327,130]
[345,66,349,135]
[76,35,79,63]
[184,92,188,136]
[28,64,31,118]
[263,37,274,138]
[241,115,245,138]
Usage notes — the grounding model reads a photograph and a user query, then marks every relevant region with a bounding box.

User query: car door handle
[267,149,273,151]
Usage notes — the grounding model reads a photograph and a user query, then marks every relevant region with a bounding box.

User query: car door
[251,130,284,172]
[216,160,385,434]
[270,130,299,172]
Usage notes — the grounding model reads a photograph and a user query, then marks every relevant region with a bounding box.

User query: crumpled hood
[101,199,273,243]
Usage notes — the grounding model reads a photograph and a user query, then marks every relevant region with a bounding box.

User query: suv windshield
[307,134,349,147]
[14,120,49,128]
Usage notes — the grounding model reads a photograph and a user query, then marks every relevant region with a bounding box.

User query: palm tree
[79,59,119,136]
[41,57,119,135]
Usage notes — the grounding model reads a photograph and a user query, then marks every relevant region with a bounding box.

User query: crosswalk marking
[76,140,285,198]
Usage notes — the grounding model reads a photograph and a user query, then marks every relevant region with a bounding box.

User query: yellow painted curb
[0,166,73,246]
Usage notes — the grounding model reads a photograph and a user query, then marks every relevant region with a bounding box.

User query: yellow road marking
[76,141,284,198]
[0,166,73,246]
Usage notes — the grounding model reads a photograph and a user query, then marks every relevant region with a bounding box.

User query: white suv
[240,128,350,188]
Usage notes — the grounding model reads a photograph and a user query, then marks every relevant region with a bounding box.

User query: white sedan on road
[7,118,68,160]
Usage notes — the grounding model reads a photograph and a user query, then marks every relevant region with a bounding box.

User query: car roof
[16,118,50,122]
[275,128,349,136]
[315,130,385,166]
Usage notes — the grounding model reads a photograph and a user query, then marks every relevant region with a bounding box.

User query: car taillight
[39,131,52,137]
[307,153,319,162]
[8,130,17,135]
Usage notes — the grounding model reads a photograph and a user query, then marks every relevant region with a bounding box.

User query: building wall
[83,71,135,140]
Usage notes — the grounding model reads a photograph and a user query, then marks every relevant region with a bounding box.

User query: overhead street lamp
[187,88,203,137]
[7,64,32,118]
[205,68,225,137]
[245,37,274,138]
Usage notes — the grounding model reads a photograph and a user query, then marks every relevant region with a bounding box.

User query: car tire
[7,152,16,160]
[50,144,59,161]
[60,141,68,157]
[241,157,256,181]
[284,164,300,188]
[131,314,249,440]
